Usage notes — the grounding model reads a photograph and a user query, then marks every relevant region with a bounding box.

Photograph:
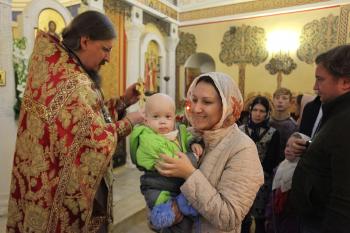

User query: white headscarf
[185,72,243,148]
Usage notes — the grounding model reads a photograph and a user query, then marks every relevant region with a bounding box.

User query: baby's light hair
[145,93,175,116]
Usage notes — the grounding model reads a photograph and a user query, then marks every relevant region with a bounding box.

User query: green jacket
[130,124,193,171]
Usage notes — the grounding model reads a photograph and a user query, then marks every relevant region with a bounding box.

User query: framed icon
[0,70,5,86]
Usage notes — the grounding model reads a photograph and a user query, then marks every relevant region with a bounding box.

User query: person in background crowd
[295,94,316,129]
[240,96,281,233]
[266,133,309,233]
[270,88,298,160]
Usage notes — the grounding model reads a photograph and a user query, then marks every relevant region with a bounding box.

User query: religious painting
[185,67,200,95]
[144,40,160,93]
[0,70,5,86]
[36,8,65,39]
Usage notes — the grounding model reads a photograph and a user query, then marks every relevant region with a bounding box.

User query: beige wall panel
[179,6,340,98]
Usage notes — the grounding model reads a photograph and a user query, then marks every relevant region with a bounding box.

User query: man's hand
[125,111,144,126]
[290,137,308,157]
[123,83,141,106]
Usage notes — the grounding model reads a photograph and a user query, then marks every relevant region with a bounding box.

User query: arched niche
[20,0,72,57]
[140,32,166,94]
[184,52,215,95]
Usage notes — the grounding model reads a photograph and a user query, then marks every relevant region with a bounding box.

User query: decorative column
[125,6,144,167]
[165,23,179,100]
[125,6,144,87]
[0,0,17,216]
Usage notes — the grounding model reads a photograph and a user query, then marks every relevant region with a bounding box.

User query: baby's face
[145,104,175,134]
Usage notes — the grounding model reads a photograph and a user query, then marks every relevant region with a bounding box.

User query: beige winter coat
[181,125,264,233]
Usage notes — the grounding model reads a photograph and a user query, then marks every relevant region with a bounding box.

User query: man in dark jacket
[291,45,350,233]
[298,95,321,138]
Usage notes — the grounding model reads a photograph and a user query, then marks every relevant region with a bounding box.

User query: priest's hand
[123,83,141,106]
[125,111,144,126]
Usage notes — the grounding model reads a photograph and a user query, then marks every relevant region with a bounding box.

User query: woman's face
[251,103,267,124]
[190,81,223,130]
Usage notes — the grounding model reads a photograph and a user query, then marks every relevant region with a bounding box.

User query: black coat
[299,96,322,137]
[291,92,350,233]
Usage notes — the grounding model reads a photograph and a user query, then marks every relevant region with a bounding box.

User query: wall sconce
[265,30,299,88]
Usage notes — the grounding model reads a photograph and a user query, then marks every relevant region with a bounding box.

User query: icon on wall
[37,8,65,39]
[0,70,5,86]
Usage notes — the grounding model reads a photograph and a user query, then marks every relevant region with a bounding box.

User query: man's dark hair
[315,45,350,79]
[62,10,116,51]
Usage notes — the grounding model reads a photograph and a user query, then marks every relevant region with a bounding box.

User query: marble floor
[0,165,154,233]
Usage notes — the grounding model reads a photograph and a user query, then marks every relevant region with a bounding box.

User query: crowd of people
[6,10,350,233]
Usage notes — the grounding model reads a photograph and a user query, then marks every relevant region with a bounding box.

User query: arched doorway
[184,52,215,95]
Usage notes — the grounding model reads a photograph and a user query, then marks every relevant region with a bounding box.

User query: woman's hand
[191,143,204,157]
[155,152,196,179]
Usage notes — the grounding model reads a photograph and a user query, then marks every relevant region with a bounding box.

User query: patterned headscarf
[185,72,243,146]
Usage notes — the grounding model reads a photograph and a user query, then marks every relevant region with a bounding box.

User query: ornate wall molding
[144,12,170,36]
[297,14,339,64]
[176,31,197,66]
[104,0,131,17]
[137,0,178,20]
[219,25,268,96]
[338,4,350,45]
[265,53,297,88]
[179,0,329,21]
[219,25,268,66]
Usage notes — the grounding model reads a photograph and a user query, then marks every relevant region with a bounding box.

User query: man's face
[273,94,291,112]
[80,37,114,72]
[314,64,347,103]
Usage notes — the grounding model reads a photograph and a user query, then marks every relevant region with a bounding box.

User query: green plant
[13,37,28,119]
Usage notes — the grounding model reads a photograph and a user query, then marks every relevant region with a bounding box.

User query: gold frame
[0,70,5,86]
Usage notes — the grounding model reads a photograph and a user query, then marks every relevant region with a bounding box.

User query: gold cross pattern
[136,77,145,107]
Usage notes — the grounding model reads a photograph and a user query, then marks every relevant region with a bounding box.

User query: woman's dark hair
[250,96,270,113]
[195,76,221,100]
[62,11,116,51]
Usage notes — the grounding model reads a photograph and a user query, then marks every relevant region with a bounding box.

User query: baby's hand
[191,143,203,157]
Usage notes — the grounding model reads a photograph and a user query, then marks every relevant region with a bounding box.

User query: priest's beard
[86,69,101,89]
[86,60,107,89]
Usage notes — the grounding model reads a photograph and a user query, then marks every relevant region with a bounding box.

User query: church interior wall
[178,6,340,99]
[100,9,126,100]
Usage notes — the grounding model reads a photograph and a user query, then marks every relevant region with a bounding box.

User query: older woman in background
[239,96,281,233]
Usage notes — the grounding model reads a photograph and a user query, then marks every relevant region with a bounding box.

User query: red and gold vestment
[7,31,131,233]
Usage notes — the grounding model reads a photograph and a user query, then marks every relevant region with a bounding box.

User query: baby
[130,93,203,231]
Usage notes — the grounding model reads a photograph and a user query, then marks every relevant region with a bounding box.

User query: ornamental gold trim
[297,14,339,64]
[176,31,197,66]
[219,25,268,97]
[338,4,350,45]
[180,0,329,21]
[137,0,178,20]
